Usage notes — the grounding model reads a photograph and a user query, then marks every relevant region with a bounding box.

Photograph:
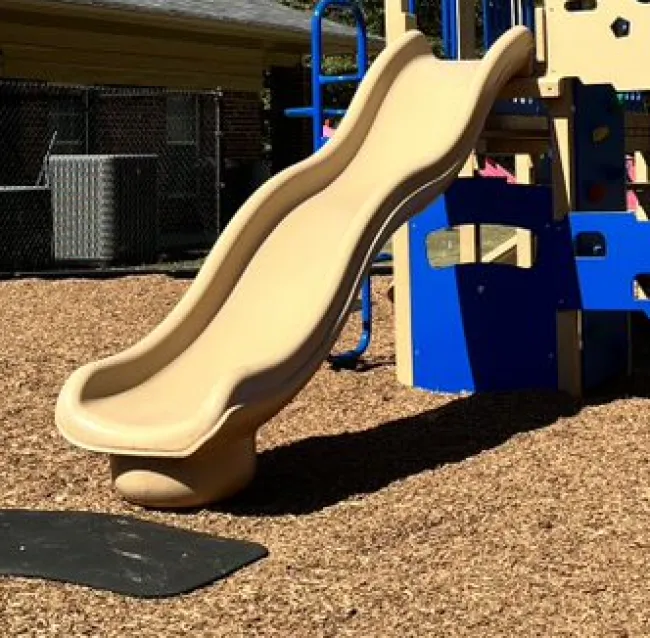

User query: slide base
[111,436,257,509]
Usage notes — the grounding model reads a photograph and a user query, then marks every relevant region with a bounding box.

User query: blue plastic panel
[572,81,630,391]
[407,187,650,395]
[568,212,650,317]
[573,83,627,213]
[409,178,560,394]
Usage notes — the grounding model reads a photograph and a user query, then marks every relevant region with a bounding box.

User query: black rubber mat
[0,510,268,598]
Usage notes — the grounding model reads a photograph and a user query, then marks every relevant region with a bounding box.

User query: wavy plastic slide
[56,27,534,508]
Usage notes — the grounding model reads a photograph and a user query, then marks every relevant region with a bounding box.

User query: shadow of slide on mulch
[210,315,650,518]
[218,390,580,517]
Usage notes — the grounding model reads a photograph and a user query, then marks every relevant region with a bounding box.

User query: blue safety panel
[409,178,560,394]
[567,212,650,317]
[407,190,650,395]
[582,310,631,391]
[572,81,631,390]
[573,83,627,213]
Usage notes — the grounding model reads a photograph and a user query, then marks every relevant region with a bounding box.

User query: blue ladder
[285,0,392,369]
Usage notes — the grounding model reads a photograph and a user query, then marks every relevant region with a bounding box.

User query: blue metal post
[482,0,512,49]
[522,0,535,30]
[328,253,393,369]
[481,0,494,50]
[482,1,535,49]
[311,0,387,369]
[442,0,458,59]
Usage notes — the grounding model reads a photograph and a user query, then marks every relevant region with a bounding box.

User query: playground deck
[1,275,650,636]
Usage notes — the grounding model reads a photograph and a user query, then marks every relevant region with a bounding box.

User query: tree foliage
[273,1,483,110]
[274,1,487,55]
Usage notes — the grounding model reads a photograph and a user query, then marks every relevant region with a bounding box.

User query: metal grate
[0,186,53,271]
[0,80,225,269]
[47,154,159,265]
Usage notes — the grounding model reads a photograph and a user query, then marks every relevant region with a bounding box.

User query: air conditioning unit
[47,155,159,265]
[0,186,53,271]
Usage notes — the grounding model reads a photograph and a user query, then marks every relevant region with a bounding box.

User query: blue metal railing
[620,92,646,112]
[441,0,457,58]
[477,2,541,116]
[442,0,539,57]
[444,0,536,60]
[286,0,395,369]
[481,0,536,51]
[310,0,368,151]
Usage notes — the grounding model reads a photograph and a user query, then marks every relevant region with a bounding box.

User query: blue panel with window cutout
[568,212,650,316]
[406,195,650,395]
[408,178,562,394]
[406,81,639,396]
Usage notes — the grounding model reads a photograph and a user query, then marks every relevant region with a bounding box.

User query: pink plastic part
[479,158,517,184]
[627,156,639,210]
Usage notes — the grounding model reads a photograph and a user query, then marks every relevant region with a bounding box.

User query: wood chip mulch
[1,274,650,637]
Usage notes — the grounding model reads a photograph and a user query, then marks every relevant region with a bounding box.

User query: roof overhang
[0,0,384,58]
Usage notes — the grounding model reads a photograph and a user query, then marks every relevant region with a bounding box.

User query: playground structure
[392,0,650,397]
[291,0,650,377]
[54,0,650,509]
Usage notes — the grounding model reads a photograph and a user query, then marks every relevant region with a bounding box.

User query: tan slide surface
[56,27,534,508]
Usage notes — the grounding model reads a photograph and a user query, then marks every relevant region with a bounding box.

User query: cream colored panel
[545,0,650,91]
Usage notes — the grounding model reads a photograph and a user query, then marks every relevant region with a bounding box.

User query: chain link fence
[0,79,232,272]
